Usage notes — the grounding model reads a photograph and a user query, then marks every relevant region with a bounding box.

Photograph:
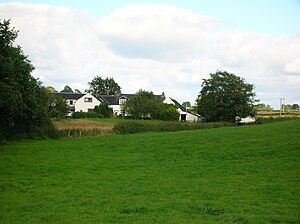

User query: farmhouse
[53,92,199,121]
[53,92,104,113]
[163,97,201,122]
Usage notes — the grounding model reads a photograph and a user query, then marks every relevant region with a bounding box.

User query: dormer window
[84,97,92,103]
[119,98,127,105]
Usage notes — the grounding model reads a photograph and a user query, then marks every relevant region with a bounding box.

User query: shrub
[94,104,113,118]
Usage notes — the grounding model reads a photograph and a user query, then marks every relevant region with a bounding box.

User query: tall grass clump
[58,128,112,138]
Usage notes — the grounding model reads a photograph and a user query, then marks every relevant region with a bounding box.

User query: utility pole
[279,98,282,117]
[279,97,285,117]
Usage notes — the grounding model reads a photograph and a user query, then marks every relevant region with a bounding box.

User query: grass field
[1,120,299,223]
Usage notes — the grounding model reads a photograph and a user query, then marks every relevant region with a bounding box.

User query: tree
[60,85,73,93]
[94,103,113,118]
[87,76,121,95]
[0,19,56,140]
[159,104,180,121]
[74,89,81,93]
[254,103,272,110]
[182,101,191,109]
[46,86,57,93]
[123,90,162,119]
[283,104,292,111]
[45,89,69,119]
[292,104,299,110]
[196,71,257,122]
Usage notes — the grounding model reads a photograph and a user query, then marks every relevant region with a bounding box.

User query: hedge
[113,121,235,134]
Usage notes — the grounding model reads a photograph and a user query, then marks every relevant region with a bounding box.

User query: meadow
[0,120,299,223]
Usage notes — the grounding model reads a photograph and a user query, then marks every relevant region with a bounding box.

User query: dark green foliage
[0,19,56,140]
[113,120,235,134]
[182,101,191,108]
[72,112,98,119]
[87,76,121,95]
[123,89,162,119]
[292,104,299,110]
[158,103,180,121]
[60,85,73,93]
[45,86,57,93]
[94,103,113,118]
[196,71,257,122]
[45,89,69,119]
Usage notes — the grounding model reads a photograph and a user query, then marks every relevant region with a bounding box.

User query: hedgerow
[113,121,235,134]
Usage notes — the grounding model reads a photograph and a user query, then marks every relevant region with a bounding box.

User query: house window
[69,100,73,105]
[181,114,187,121]
[84,97,92,103]
[88,109,93,112]
[119,98,127,105]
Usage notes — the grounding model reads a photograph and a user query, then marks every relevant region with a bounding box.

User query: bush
[94,104,113,118]
[157,104,180,121]
[0,121,59,142]
[72,112,98,119]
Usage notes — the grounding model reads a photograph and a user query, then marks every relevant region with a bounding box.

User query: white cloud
[1,2,299,108]
[97,3,218,62]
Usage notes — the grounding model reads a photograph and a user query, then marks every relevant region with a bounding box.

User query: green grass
[0,120,299,223]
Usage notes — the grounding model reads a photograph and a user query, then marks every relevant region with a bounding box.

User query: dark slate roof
[52,92,165,105]
[52,92,85,100]
[53,92,106,103]
[170,98,187,112]
[100,95,119,105]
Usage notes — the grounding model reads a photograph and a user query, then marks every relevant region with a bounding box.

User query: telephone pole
[279,97,285,117]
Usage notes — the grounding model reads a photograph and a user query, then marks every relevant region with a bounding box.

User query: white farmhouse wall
[180,111,200,122]
[163,97,175,105]
[66,99,77,111]
[74,93,101,112]
[110,105,123,116]
[163,97,200,122]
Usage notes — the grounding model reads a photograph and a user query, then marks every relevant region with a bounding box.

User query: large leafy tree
[60,85,73,93]
[0,19,55,140]
[45,89,69,119]
[292,104,299,110]
[196,71,257,122]
[158,104,180,121]
[123,90,162,119]
[87,76,121,95]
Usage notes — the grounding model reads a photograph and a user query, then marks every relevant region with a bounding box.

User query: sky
[1,0,300,108]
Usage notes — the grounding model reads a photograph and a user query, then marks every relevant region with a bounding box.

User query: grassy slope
[0,121,299,223]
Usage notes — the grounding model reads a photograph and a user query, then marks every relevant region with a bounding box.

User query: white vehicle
[236,116,256,124]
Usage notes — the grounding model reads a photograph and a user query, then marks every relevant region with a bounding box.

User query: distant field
[53,118,168,131]
[53,119,115,130]
[1,121,299,223]
[257,110,300,116]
